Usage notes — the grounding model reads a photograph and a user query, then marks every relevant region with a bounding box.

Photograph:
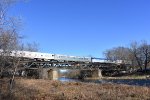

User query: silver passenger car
[54,54,91,62]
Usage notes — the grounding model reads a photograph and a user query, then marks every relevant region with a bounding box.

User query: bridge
[19,58,119,80]
[0,50,123,80]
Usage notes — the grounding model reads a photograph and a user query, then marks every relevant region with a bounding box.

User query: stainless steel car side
[9,50,91,62]
[2,49,106,63]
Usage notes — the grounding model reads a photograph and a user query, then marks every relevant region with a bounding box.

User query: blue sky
[9,0,150,57]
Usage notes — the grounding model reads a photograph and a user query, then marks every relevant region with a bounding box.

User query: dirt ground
[0,78,150,100]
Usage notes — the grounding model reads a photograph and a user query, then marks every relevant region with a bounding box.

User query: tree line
[104,41,150,71]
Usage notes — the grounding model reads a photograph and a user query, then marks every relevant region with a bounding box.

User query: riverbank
[102,75,150,80]
[0,78,150,100]
[80,75,150,80]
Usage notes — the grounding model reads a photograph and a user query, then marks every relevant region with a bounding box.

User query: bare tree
[104,46,131,64]
[0,23,23,93]
[129,42,143,70]
[138,42,150,70]
[104,41,150,72]
[0,0,18,28]
[0,0,24,94]
[0,1,39,97]
[25,42,39,52]
[129,41,150,71]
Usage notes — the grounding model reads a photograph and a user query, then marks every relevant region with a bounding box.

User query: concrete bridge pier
[80,69,103,79]
[39,68,102,80]
[39,68,58,80]
[91,69,103,78]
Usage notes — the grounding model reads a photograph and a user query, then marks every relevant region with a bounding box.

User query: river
[58,77,150,87]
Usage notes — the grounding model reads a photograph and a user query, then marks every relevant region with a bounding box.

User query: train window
[52,54,54,56]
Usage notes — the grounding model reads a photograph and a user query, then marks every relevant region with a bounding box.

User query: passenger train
[14,50,92,62]
[1,50,114,63]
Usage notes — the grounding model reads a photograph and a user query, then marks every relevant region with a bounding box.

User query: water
[58,77,150,87]
[104,79,150,87]
[58,77,81,82]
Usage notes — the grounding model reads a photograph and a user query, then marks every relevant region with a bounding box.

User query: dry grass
[0,78,150,100]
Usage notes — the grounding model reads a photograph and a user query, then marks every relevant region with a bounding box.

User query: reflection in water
[58,77,150,87]
[59,69,68,73]
[58,77,80,82]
